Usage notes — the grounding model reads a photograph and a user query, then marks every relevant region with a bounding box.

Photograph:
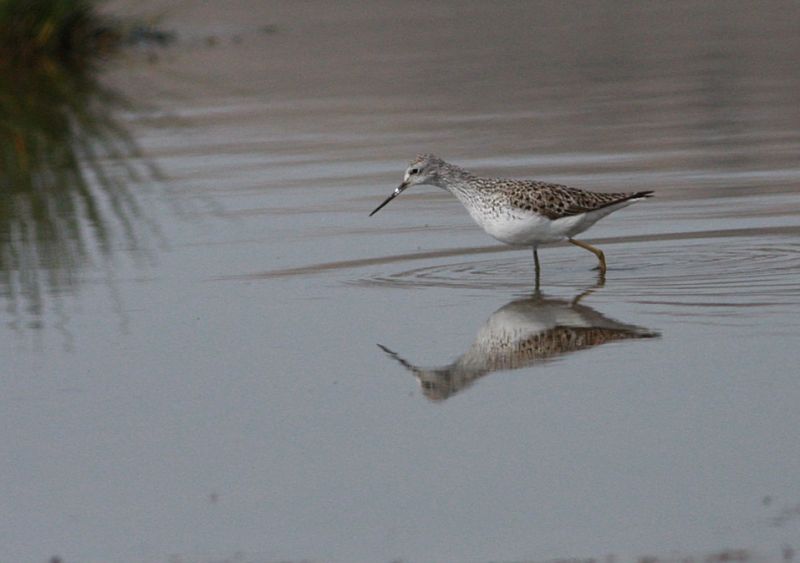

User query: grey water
[2,2,800,562]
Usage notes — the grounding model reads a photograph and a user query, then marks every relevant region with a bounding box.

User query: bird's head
[369,154,447,216]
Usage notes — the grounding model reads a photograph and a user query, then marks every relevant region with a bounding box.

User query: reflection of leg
[596,269,606,286]
[532,247,541,290]
[570,276,606,306]
[569,238,606,274]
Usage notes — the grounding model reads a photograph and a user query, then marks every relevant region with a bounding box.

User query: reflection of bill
[378,289,659,402]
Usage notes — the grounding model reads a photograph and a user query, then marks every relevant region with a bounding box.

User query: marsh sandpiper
[370,154,652,283]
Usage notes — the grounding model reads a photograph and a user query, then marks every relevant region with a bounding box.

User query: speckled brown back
[479,178,651,220]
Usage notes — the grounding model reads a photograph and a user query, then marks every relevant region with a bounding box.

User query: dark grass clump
[0,0,161,325]
[0,0,120,62]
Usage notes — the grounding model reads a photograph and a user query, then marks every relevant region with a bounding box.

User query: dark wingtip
[632,190,655,199]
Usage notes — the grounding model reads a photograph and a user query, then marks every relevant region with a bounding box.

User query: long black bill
[369,182,409,216]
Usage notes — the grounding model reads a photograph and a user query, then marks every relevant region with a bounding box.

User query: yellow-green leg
[569,238,606,274]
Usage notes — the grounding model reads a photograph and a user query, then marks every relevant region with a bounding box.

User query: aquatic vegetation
[0,0,160,322]
[0,0,118,61]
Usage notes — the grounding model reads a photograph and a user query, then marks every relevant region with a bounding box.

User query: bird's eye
[409,167,419,175]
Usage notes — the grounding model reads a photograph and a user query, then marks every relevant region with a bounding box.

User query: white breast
[465,199,639,246]
[471,209,583,246]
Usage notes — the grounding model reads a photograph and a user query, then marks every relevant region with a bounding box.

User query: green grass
[0,0,119,62]
[0,0,160,322]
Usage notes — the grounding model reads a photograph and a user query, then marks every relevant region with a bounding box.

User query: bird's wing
[505,181,651,220]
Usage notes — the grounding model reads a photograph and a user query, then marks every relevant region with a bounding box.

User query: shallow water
[2,2,800,562]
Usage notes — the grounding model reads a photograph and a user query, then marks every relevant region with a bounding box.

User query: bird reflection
[379,287,659,401]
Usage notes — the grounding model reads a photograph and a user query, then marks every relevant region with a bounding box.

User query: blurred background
[2,1,799,562]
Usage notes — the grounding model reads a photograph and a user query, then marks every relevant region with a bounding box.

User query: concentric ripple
[353,236,800,308]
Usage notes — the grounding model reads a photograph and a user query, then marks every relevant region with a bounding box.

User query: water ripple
[353,236,800,308]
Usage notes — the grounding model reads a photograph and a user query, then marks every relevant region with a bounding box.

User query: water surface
[2,2,800,562]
